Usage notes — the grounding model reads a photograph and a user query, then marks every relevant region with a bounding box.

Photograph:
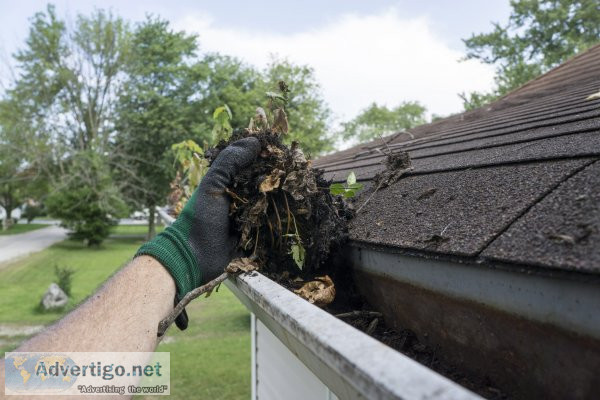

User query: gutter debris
[207,128,353,306]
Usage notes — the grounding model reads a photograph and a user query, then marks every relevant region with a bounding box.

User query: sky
[0,1,512,123]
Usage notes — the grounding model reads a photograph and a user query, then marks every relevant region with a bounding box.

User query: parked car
[130,209,149,220]
[0,206,22,221]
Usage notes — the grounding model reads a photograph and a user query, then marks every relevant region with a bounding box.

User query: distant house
[217,44,600,400]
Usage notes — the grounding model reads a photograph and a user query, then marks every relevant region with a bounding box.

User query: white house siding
[254,314,338,400]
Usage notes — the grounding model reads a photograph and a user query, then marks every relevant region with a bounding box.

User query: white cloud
[175,8,495,123]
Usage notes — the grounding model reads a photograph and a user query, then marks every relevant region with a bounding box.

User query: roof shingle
[315,44,600,274]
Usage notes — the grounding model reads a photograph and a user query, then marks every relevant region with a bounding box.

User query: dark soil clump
[341,312,509,399]
[207,128,353,279]
[373,151,412,189]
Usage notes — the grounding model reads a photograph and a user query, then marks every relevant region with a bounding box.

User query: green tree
[194,55,333,156]
[12,5,130,153]
[46,151,127,246]
[0,155,25,230]
[8,5,130,243]
[115,17,202,239]
[0,100,48,230]
[461,0,600,109]
[340,102,427,143]
[194,54,265,133]
[0,102,24,229]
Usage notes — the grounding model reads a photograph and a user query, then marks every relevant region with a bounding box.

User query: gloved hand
[136,137,260,329]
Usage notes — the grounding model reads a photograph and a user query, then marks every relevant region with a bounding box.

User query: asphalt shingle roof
[314,43,600,275]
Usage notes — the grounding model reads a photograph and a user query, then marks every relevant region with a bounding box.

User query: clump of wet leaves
[207,128,353,292]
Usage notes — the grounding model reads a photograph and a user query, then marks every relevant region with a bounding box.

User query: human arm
[0,255,174,398]
[13,255,174,353]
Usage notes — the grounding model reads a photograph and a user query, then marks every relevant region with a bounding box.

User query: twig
[377,132,393,157]
[157,272,228,337]
[366,318,379,335]
[253,229,259,256]
[440,222,452,236]
[270,195,283,247]
[356,179,384,214]
[335,310,382,318]
[283,192,292,241]
[266,217,275,247]
[225,188,248,204]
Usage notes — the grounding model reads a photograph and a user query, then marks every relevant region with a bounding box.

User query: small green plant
[329,172,363,198]
[54,265,75,297]
[170,140,209,215]
[212,104,233,143]
[249,81,290,134]
[289,243,305,270]
[284,219,305,270]
[172,140,209,190]
[169,103,236,216]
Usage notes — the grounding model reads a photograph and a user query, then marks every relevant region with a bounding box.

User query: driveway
[0,225,68,265]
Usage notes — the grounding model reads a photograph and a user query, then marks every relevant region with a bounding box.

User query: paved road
[19,218,149,225]
[0,218,152,266]
[0,225,68,265]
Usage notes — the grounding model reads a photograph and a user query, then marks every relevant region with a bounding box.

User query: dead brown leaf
[294,275,335,307]
[547,233,576,245]
[266,144,285,159]
[226,257,259,274]
[241,195,268,245]
[290,142,308,167]
[272,108,289,134]
[259,169,285,193]
[282,169,317,201]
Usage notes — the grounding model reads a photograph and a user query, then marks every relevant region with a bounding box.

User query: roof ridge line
[475,158,600,257]
[494,43,600,103]
[334,84,600,160]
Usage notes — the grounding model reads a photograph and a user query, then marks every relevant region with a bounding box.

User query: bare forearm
[0,256,174,398]
[18,255,175,352]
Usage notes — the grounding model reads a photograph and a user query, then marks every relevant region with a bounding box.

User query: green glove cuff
[136,205,202,298]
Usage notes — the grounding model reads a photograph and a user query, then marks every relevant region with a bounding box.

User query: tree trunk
[2,193,14,231]
[3,206,13,231]
[147,205,156,240]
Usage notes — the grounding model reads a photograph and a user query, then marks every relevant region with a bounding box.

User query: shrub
[54,265,75,297]
[46,151,128,246]
[23,204,42,223]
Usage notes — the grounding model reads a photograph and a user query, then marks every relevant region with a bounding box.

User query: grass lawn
[0,235,251,400]
[110,224,164,236]
[150,287,251,400]
[0,224,47,236]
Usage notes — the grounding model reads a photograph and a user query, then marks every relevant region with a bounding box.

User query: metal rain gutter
[225,271,481,400]
[156,207,175,226]
[348,243,600,399]
[349,244,600,340]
